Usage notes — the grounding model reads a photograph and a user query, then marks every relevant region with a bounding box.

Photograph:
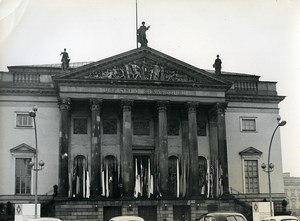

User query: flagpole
[136,0,138,48]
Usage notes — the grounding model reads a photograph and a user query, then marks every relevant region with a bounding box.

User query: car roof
[28,218,62,221]
[206,212,246,216]
[109,216,145,221]
[202,212,247,221]
[262,216,298,221]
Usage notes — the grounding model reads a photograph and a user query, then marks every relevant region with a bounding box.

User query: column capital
[121,100,133,112]
[157,100,169,111]
[90,98,102,111]
[58,98,71,110]
[209,102,228,117]
[215,102,228,115]
[186,102,198,113]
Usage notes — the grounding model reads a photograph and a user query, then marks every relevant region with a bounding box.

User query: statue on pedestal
[213,54,222,75]
[60,48,70,71]
[137,21,150,47]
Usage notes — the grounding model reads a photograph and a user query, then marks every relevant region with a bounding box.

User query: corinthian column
[209,102,229,197]
[121,100,134,196]
[90,99,102,197]
[187,102,200,196]
[157,101,169,196]
[216,102,229,194]
[58,97,71,196]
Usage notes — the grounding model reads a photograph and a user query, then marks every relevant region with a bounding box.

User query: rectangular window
[103,119,117,135]
[15,158,32,195]
[168,119,179,136]
[16,114,33,127]
[241,118,256,131]
[197,121,207,136]
[73,118,88,134]
[133,120,150,135]
[244,160,259,193]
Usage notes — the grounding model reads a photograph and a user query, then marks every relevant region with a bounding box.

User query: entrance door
[138,206,157,221]
[103,206,122,221]
[73,155,87,198]
[173,205,191,221]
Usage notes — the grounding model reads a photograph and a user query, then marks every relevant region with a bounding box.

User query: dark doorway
[103,206,122,221]
[138,206,157,221]
[73,155,87,198]
[173,205,191,221]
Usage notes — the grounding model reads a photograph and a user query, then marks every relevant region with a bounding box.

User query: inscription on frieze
[84,59,201,83]
[103,87,187,96]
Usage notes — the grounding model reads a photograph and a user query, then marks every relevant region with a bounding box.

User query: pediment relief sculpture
[83,59,203,83]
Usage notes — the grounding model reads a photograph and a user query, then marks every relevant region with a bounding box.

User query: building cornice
[53,78,230,92]
[226,94,285,104]
[0,87,56,96]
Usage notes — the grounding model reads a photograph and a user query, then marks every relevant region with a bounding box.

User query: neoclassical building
[0,46,287,221]
[283,173,300,218]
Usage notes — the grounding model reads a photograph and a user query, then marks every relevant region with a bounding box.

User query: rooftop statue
[213,54,222,75]
[60,48,70,71]
[137,21,150,47]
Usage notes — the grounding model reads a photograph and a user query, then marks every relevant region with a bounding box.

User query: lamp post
[29,106,45,219]
[261,119,287,217]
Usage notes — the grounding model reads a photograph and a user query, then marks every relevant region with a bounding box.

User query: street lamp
[29,106,45,219]
[261,119,287,217]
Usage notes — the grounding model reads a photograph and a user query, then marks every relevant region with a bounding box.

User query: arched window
[101,155,119,198]
[198,156,207,196]
[168,156,179,197]
[72,155,88,198]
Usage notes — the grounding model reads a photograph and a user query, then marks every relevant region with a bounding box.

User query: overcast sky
[0,0,299,176]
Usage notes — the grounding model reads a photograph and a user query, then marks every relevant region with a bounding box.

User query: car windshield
[227,215,246,221]
[203,217,215,221]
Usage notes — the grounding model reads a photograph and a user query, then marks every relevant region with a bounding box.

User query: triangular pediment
[10,143,36,154]
[239,146,262,156]
[55,47,230,87]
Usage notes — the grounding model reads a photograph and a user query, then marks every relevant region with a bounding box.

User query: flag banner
[147,158,151,198]
[134,158,140,198]
[86,170,90,198]
[86,157,90,198]
[113,155,119,197]
[101,160,105,196]
[83,166,86,197]
[76,175,80,195]
[70,156,91,198]
[118,159,123,197]
[176,158,180,198]
[206,157,210,198]
[99,156,119,198]
[105,161,109,197]
[210,157,214,199]
[68,172,72,198]
[199,156,208,195]
[140,159,143,197]
[218,163,223,197]
[72,165,76,198]
[134,156,154,198]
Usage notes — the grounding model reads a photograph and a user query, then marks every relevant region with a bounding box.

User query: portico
[53,46,231,199]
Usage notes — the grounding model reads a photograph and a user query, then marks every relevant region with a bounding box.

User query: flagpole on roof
[136,0,138,48]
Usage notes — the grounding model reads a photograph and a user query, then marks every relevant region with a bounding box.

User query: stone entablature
[0,47,285,106]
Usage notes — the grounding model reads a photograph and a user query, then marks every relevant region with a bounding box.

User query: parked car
[109,216,145,221]
[199,212,247,221]
[262,216,299,221]
[28,218,62,221]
